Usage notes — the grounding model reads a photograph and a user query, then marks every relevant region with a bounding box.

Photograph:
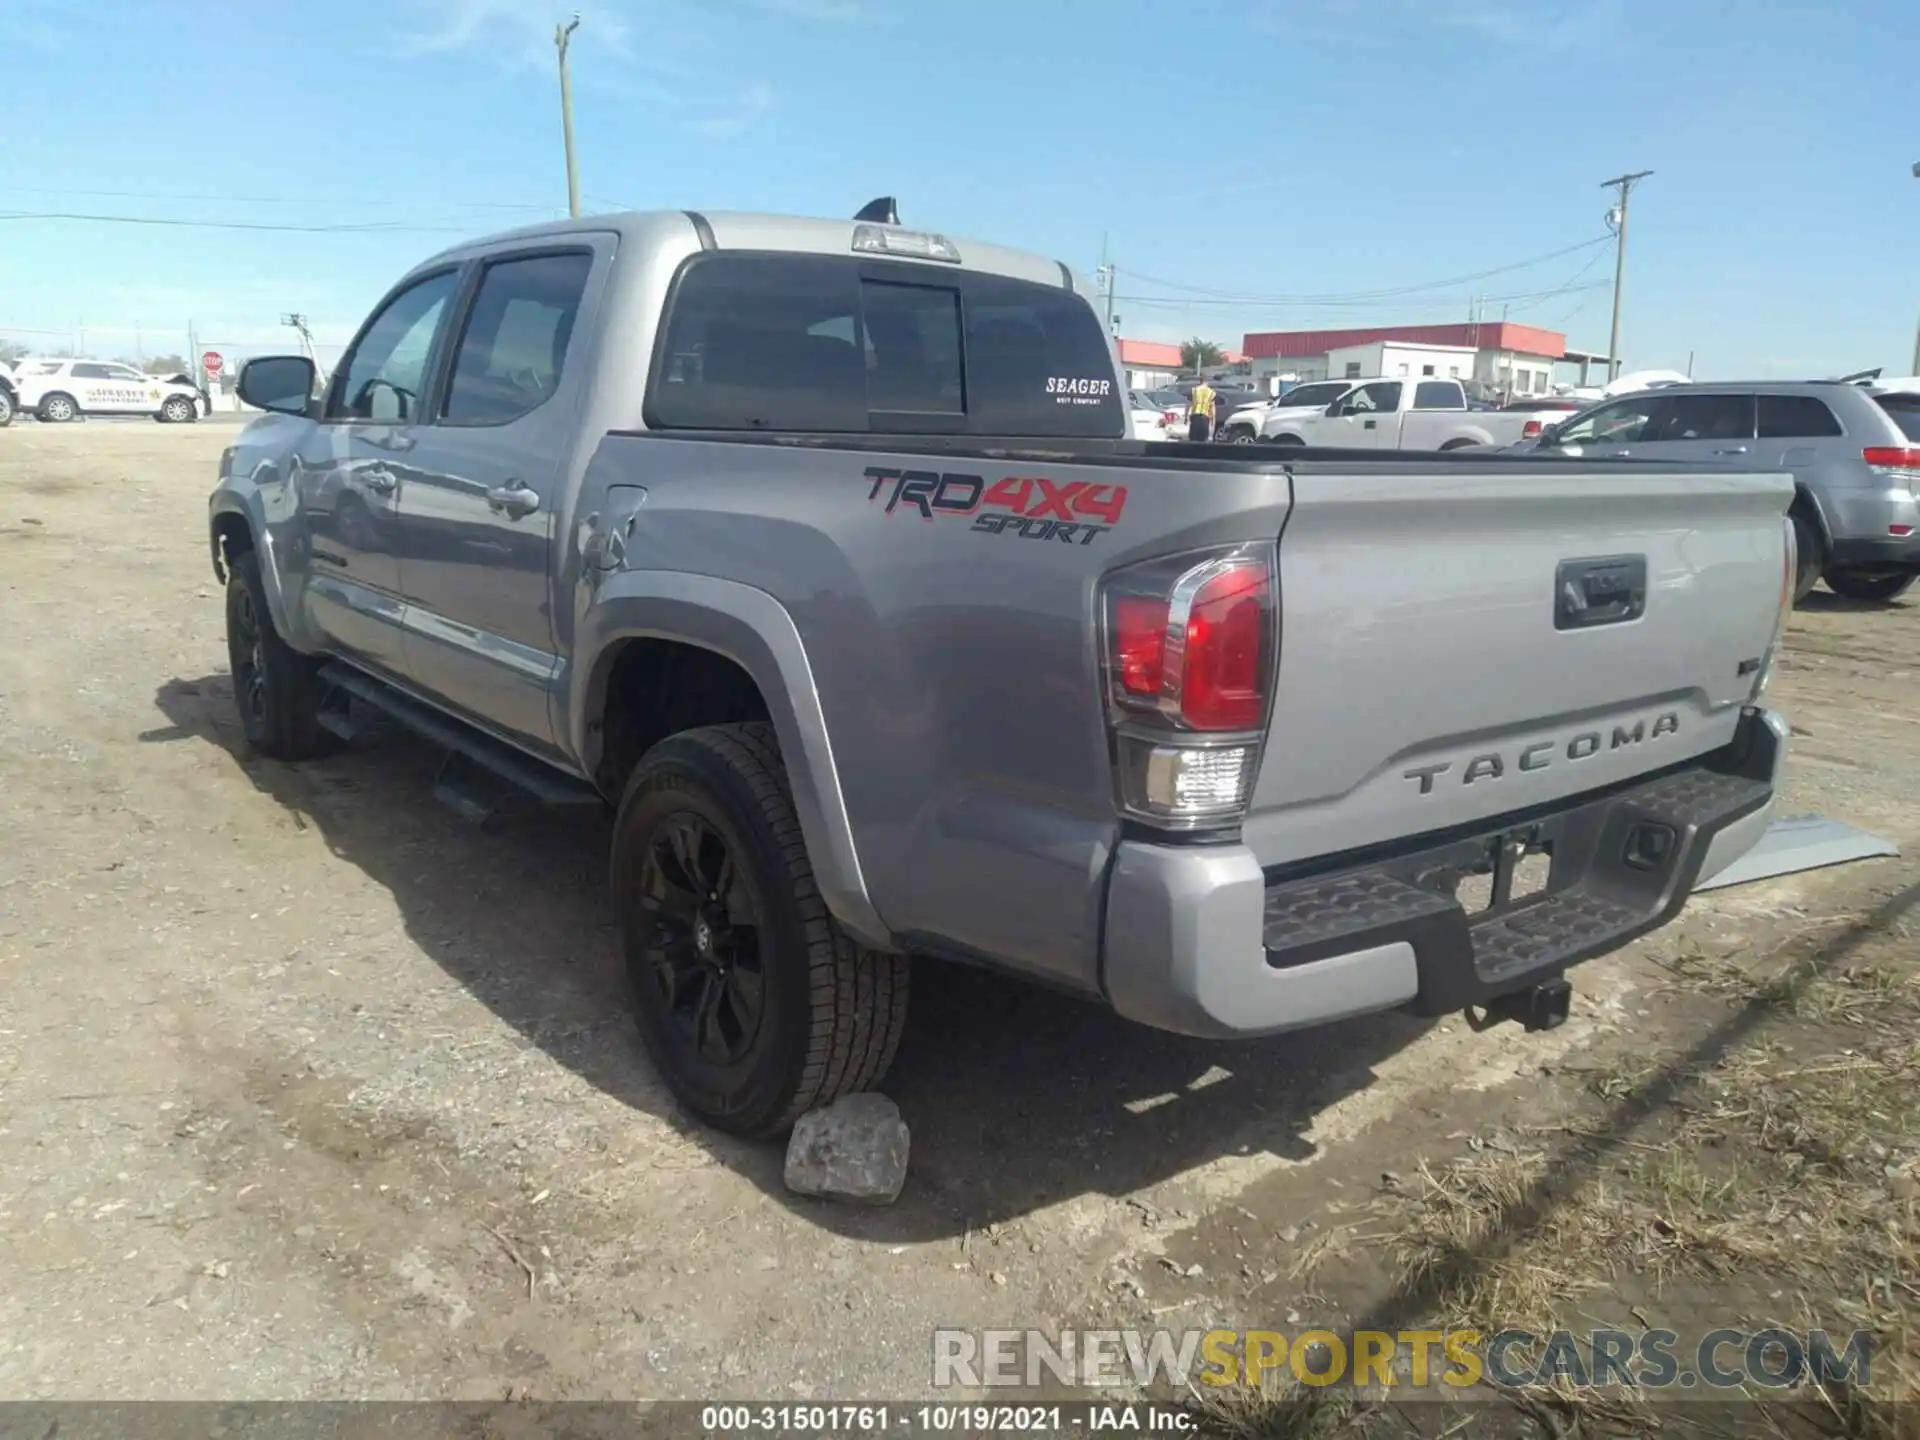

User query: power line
[1112,236,1612,306]
[0,184,554,212]
[1111,281,1611,313]
[0,210,477,234]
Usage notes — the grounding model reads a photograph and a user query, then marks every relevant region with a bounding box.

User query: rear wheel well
[211,512,254,583]
[1789,486,1830,556]
[592,639,771,800]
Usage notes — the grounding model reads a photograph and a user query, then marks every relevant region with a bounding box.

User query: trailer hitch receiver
[1464,978,1573,1034]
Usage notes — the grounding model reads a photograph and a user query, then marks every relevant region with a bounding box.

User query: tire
[160,395,196,424]
[1271,433,1305,447]
[612,722,909,1139]
[0,389,13,427]
[1439,438,1479,452]
[1226,426,1255,445]
[1790,510,1822,605]
[1822,569,1915,603]
[38,392,79,423]
[224,548,335,760]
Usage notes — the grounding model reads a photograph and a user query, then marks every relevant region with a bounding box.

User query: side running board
[316,663,603,820]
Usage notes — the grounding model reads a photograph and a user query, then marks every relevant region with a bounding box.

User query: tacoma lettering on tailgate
[863,467,1127,546]
[1403,711,1681,794]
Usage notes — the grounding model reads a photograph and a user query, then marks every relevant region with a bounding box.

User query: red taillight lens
[1523,419,1542,439]
[1113,596,1170,697]
[1180,565,1267,729]
[1105,548,1275,733]
[1163,410,1178,425]
[1864,446,1920,470]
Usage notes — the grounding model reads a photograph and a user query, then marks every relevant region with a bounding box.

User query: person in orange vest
[1187,379,1216,442]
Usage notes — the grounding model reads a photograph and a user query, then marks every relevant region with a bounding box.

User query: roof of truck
[421,208,1085,294]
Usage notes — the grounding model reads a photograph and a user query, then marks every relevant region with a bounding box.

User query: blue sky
[1,0,1914,378]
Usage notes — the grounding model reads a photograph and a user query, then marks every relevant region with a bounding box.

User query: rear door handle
[1605,449,1633,459]
[363,466,398,495]
[486,482,541,520]
[1712,445,1749,455]
[1363,419,1377,429]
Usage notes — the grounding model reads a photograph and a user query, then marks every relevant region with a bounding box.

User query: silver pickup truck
[210,207,1795,1138]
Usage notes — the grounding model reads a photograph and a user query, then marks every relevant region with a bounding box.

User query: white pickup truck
[1263,377,1551,451]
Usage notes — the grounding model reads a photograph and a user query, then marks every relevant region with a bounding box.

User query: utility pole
[1910,161,1919,374]
[1097,233,1116,333]
[1600,169,1652,382]
[556,14,582,219]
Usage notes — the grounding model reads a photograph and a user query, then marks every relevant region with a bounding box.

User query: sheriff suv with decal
[210,206,1795,1139]
[13,358,205,423]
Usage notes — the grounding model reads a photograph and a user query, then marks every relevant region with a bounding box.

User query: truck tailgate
[1243,462,1794,868]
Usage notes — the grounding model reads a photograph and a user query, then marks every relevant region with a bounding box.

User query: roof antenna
[854,196,899,225]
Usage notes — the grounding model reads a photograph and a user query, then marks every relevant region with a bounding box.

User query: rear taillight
[1101,544,1277,828]
[1864,446,1920,491]
[1522,419,1542,439]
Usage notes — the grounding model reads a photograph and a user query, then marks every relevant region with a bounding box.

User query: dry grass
[1189,914,1920,1438]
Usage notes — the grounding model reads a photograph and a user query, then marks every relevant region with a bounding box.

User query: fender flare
[208,487,305,648]
[572,571,890,950]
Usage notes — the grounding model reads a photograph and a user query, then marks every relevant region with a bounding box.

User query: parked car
[1515,382,1920,602]
[0,361,17,428]
[211,206,1793,1138]
[1128,389,1181,441]
[11,358,204,423]
[1261,377,1552,450]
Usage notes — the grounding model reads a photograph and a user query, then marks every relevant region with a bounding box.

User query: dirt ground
[2,421,1915,1411]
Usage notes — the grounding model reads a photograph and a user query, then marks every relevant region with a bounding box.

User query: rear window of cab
[645,252,1125,439]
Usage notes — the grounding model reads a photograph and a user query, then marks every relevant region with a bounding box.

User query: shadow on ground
[148,674,1431,1242]
[1796,588,1914,614]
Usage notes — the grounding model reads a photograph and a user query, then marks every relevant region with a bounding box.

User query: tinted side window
[1644,393,1753,442]
[1413,381,1462,410]
[650,255,867,432]
[71,363,112,379]
[328,270,459,423]
[441,252,592,426]
[1756,394,1843,439]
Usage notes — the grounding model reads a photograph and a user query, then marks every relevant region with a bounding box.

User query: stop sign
[201,351,224,378]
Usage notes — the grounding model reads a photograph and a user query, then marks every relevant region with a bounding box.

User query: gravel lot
[1,421,1914,1402]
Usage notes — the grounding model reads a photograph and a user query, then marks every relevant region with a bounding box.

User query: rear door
[1399,379,1469,448]
[391,243,603,752]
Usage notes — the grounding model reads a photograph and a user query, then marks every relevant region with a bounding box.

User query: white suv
[12,359,205,424]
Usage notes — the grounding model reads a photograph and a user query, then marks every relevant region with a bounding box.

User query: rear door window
[1757,394,1843,438]
[646,254,1123,437]
[1412,380,1462,410]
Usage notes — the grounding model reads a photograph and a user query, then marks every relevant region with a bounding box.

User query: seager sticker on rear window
[1045,377,1112,406]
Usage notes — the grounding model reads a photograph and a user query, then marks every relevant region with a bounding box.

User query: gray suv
[1520,382,1920,602]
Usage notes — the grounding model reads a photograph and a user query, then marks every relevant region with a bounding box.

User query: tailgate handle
[1555,556,1646,631]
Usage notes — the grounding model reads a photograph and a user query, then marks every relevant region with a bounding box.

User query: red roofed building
[1242,322,1595,397]
[1114,337,1184,388]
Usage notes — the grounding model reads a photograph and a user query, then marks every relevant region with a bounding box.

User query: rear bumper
[1828,535,1920,572]
[1101,707,1786,1039]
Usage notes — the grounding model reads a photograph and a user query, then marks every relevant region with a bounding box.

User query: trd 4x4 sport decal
[864,467,1128,546]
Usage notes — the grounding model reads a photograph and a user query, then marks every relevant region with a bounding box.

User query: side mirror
[238,355,316,417]
[1325,401,1346,417]
[1536,421,1564,445]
